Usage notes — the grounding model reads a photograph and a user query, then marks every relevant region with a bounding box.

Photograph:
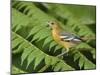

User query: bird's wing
[59,32,81,43]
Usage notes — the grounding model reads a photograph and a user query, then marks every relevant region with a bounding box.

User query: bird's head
[47,21,60,30]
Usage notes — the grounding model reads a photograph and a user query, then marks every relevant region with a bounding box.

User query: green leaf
[21,47,33,65]
[12,38,23,49]
[12,65,27,74]
[73,51,95,69]
[42,36,53,48]
[34,52,45,69]
[45,55,52,65]
[26,50,36,69]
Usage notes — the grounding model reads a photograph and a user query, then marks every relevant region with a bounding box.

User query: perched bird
[47,21,82,57]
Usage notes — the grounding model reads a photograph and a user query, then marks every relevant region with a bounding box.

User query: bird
[47,21,82,57]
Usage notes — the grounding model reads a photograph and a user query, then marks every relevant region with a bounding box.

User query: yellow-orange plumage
[48,21,81,56]
[51,24,72,49]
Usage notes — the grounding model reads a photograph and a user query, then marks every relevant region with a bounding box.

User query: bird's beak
[46,22,52,30]
[47,21,51,27]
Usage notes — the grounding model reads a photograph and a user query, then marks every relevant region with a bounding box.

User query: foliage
[11,1,96,74]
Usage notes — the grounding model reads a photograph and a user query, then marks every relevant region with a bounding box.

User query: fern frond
[12,31,74,72]
[73,50,95,69]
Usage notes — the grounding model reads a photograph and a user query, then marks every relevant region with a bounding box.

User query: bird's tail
[80,36,95,42]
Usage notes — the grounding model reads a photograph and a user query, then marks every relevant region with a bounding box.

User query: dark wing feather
[60,32,81,43]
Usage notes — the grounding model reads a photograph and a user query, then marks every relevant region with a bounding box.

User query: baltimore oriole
[47,21,82,57]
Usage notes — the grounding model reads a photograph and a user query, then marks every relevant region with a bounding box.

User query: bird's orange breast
[52,29,72,49]
[52,30,61,42]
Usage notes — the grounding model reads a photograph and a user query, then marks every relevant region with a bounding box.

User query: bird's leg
[57,48,69,57]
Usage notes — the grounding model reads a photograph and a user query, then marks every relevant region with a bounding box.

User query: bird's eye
[51,22,54,25]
